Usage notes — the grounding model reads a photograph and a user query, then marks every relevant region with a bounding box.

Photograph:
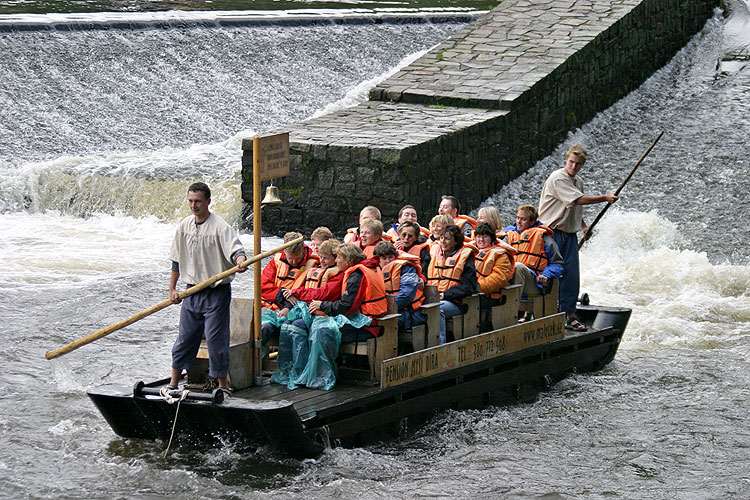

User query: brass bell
[261,184,282,205]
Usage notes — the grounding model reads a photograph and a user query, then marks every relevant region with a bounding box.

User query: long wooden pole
[252,135,263,386]
[578,131,664,249]
[44,236,303,360]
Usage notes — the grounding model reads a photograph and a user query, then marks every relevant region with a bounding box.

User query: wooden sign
[380,313,565,389]
[256,132,290,181]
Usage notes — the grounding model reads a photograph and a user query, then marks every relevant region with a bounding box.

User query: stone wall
[241,0,718,235]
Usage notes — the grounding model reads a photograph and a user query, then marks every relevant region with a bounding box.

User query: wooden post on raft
[578,130,664,249]
[251,132,290,385]
[44,237,302,360]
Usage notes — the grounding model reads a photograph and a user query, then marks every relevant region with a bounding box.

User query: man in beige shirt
[538,144,617,331]
[166,182,246,392]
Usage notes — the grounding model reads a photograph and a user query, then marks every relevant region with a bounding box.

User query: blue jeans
[439,300,462,344]
[553,229,579,314]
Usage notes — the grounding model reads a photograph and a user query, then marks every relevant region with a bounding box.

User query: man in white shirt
[166,182,246,391]
[538,144,617,331]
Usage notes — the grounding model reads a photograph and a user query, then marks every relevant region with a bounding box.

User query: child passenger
[373,241,426,330]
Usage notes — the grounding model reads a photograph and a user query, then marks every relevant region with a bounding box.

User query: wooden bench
[398,285,441,351]
[448,293,482,341]
[481,284,523,331]
[338,312,401,385]
[519,279,558,320]
[187,297,253,390]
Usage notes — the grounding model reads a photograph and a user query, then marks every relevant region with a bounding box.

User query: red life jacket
[261,250,318,309]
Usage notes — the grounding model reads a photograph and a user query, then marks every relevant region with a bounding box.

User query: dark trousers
[171,284,231,378]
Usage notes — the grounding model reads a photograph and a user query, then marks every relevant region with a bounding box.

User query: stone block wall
[242,0,718,235]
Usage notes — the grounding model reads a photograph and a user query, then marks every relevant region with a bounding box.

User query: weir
[242,0,718,234]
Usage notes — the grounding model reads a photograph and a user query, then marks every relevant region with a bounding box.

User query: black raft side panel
[87,385,161,440]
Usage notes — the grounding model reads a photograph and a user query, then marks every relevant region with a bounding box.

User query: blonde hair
[517,204,538,221]
[310,226,333,241]
[430,214,453,231]
[283,232,305,254]
[337,243,366,266]
[360,205,381,221]
[566,144,588,163]
[360,218,383,237]
[318,239,340,257]
[477,206,502,232]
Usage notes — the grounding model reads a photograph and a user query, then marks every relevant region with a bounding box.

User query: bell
[261,184,282,205]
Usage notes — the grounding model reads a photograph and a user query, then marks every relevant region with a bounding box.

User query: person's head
[283,232,305,266]
[474,222,498,249]
[429,214,454,238]
[398,221,421,249]
[317,239,340,269]
[359,218,383,247]
[336,243,365,271]
[373,240,398,267]
[398,205,418,224]
[564,144,587,177]
[476,206,502,232]
[359,205,381,224]
[440,224,464,254]
[309,226,333,254]
[438,195,460,218]
[187,182,211,219]
[516,205,538,232]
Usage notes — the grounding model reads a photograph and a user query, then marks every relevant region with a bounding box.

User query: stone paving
[370,0,641,109]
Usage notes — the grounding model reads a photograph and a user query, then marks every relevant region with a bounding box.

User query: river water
[1,1,749,499]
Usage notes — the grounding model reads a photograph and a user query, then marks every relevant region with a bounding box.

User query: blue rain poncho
[268,302,371,390]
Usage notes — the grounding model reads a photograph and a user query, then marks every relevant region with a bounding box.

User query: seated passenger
[397,220,431,273]
[358,218,385,259]
[426,224,478,344]
[439,195,476,238]
[428,214,454,250]
[272,244,387,390]
[473,222,517,309]
[386,205,418,241]
[301,239,341,291]
[260,232,318,347]
[344,205,389,244]
[505,204,564,320]
[373,241,426,330]
[475,206,505,240]
[309,226,333,256]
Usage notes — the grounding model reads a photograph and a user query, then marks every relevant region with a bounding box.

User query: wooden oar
[45,236,304,360]
[578,131,664,249]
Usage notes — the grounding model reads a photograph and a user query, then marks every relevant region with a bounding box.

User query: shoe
[518,311,533,324]
[565,318,587,332]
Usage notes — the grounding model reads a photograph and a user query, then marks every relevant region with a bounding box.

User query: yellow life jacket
[382,252,425,311]
[474,243,517,299]
[426,245,477,292]
[304,266,339,289]
[341,263,388,318]
[505,225,553,273]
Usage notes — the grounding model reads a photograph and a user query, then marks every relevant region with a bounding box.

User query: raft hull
[87,305,629,458]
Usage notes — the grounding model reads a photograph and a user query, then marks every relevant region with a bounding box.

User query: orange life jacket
[261,252,318,309]
[426,245,477,292]
[474,243,517,299]
[405,240,430,259]
[304,266,339,289]
[341,263,388,318]
[382,252,425,311]
[505,225,553,273]
[455,214,477,230]
[385,226,399,241]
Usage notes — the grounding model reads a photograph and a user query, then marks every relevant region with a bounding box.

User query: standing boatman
[165,182,246,392]
[538,144,617,332]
